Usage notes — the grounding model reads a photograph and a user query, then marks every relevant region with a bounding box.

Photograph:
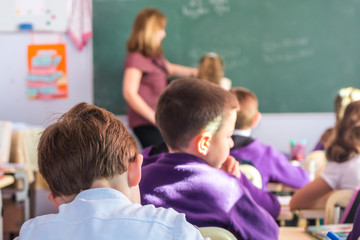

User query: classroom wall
[252,113,335,155]
[0,32,93,126]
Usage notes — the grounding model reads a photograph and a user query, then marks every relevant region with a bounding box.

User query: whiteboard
[0,0,71,32]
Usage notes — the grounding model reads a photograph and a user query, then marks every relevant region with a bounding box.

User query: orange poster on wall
[27,44,68,100]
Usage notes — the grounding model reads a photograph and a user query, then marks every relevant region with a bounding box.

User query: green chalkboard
[93,0,360,114]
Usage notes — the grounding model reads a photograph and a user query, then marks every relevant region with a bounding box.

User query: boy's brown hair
[230,87,258,129]
[38,102,138,196]
[127,8,167,57]
[156,78,239,151]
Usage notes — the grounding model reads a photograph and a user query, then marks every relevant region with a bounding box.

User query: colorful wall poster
[27,43,68,100]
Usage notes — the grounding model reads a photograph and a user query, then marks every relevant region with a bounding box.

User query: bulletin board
[0,0,70,32]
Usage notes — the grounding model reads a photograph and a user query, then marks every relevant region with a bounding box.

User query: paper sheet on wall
[27,43,68,100]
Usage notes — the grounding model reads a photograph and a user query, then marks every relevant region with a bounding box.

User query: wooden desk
[268,182,296,193]
[279,227,316,240]
[0,175,14,188]
[0,175,15,240]
[298,209,325,219]
[277,195,294,225]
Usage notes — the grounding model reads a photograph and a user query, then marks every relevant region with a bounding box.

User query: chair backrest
[340,187,360,224]
[325,189,354,224]
[198,227,237,240]
[239,164,262,189]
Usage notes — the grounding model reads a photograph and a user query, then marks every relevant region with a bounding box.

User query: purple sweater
[347,206,360,240]
[140,152,279,240]
[230,135,310,191]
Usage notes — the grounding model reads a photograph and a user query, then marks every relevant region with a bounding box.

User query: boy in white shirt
[16,102,204,240]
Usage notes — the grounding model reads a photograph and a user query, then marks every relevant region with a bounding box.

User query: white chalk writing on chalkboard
[182,0,209,19]
[263,37,309,53]
[209,0,230,16]
[262,37,314,64]
[182,0,230,19]
[263,49,314,64]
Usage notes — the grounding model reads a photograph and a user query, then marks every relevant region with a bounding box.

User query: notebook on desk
[306,224,353,240]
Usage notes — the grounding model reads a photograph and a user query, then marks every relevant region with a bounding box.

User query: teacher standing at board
[123,8,198,148]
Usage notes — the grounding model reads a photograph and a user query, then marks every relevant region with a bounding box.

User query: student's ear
[197,132,212,156]
[127,154,143,187]
[251,112,262,128]
[48,192,67,212]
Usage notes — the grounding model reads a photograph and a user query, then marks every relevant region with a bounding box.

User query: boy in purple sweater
[229,87,310,191]
[140,79,279,240]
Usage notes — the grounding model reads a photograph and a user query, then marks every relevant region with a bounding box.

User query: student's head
[327,100,360,163]
[334,87,360,121]
[38,103,140,199]
[230,87,260,130]
[156,78,239,168]
[198,52,224,86]
[127,8,167,57]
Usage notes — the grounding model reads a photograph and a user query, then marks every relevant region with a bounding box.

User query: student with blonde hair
[313,87,360,151]
[229,87,310,191]
[291,100,360,210]
[123,8,198,148]
[198,52,231,90]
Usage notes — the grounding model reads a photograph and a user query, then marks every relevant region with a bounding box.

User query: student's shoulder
[140,204,195,230]
[231,137,268,153]
[126,51,144,58]
[124,51,149,67]
[253,138,284,155]
[352,154,360,162]
[17,214,58,237]
[165,209,205,239]
[24,213,58,227]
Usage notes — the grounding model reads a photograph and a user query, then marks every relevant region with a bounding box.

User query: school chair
[2,125,45,238]
[198,227,237,240]
[297,189,356,226]
[325,188,360,224]
[2,170,30,239]
[238,164,262,189]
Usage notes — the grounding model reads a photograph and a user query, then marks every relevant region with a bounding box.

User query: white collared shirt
[16,188,205,240]
[233,129,252,137]
[322,155,360,190]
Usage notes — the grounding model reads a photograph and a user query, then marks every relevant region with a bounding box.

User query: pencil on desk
[327,231,344,240]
